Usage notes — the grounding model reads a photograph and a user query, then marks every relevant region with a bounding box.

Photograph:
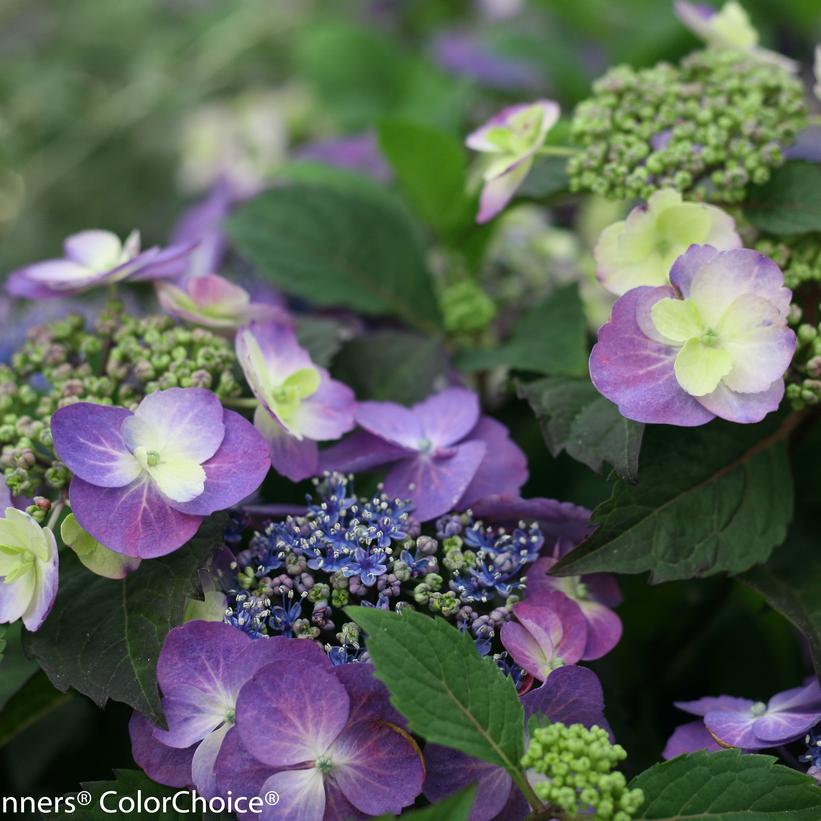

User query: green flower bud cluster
[568,49,806,203]
[755,235,821,291]
[439,279,497,336]
[783,302,821,410]
[521,722,644,821]
[2,302,242,501]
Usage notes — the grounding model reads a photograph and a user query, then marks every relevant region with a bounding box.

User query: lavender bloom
[6,230,194,299]
[424,665,609,821]
[466,101,560,223]
[236,320,355,482]
[129,621,328,797]
[297,132,391,182]
[214,657,424,819]
[664,680,821,755]
[524,555,622,661]
[590,245,796,426]
[320,388,527,521]
[51,388,269,558]
[432,30,540,91]
[500,590,588,681]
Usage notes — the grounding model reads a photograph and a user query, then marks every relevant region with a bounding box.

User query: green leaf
[0,622,39,712]
[553,417,795,583]
[457,284,587,375]
[347,607,525,775]
[744,162,821,236]
[61,513,141,580]
[376,787,476,821]
[378,118,473,236]
[742,515,821,678]
[517,155,570,200]
[632,750,821,819]
[332,330,448,405]
[517,375,644,482]
[228,185,442,334]
[0,671,72,748]
[24,518,222,723]
[294,315,353,368]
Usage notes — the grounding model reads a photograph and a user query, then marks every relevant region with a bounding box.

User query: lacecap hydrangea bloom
[664,679,821,757]
[466,100,559,223]
[0,504,59,631]
[594,189,741,295]
[590,245,796,425]
[236,320,355,482]
[51,387,269,557]
[6,229,194,299]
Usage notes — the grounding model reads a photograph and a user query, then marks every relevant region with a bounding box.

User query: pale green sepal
[651,298,705,343]
[184,590,228,623]
[61,514,141,580]
[674,338,733,396]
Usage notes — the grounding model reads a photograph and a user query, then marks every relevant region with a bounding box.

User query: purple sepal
[129,712,194,789]
[662,720,722,759]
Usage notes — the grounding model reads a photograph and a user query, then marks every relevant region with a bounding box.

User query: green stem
[46,499,65,531]
[221,397,259,409]
[511,770,550,817]
[537,145,577,157]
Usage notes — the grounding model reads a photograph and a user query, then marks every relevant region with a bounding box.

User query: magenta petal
[355,401,424,449]
[384,441,487,521]
[590,286,715,426]
[500,621,548,680]
[155,685,227,748]
[190,723,230,799]
[424,744,512,821]
[517,592,588,663]
[704,709,760,749]
[240,634,332,681]
[769,680,821,712]
[753,711,821,746]
[329,720,424,816]
[578,600,622,661]
[291,375,356,442]
[333,662,405,726]
[674,695,755,717]
[413,388,480,448]
[319,430,411,474]
[70,476,202,558]
[236,661,349,768]
[457,417,528,509]
[522,665,608,732]
[584,573,623,608]
[668,244,721,295]
[695,379,785,424]
[255,406,320,482]
[129,712,194,789]
[662,720,722,759]
[259,768,326,821]
[51,403,140,487]
[168,410,269,515]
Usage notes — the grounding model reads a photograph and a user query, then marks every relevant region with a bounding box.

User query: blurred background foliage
[0,0,820,803]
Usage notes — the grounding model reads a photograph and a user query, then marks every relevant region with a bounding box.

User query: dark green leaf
[553,417,794,582]
[25,518,222,723]
[378,118,473,236]
[347,607,525,775]
[744,161,821,235]
[228,185,442,334]
[0,671,72,748]
[376,787,476,821]
[742,515,821,678]
[632,750,821,819]
[457,284,587,375]
[332,330,448,405]
[294,315,354,368]
[517,155,570,200]
[517,375,643,482]
[0,622,39,711]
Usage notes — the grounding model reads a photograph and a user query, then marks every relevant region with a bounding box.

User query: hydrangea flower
[0,505,59,631]
[674,1,797,71]
[51,387,269,557]
[594,190,741,295]
[6,230,194,299]
[466,100,560,223]
[424,665,609,821]
[500,590,588,681]
[664,679,821,756]
[297,133,391,182]
[129,621,328,798]
[236,321,355,482]
[590,245,796,425]
[214,654,424,820]
[320,389,527,521]
[524,556,622,661]
[157,274,288,331]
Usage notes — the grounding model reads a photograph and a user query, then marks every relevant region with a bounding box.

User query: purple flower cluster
[130,621,424,818]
